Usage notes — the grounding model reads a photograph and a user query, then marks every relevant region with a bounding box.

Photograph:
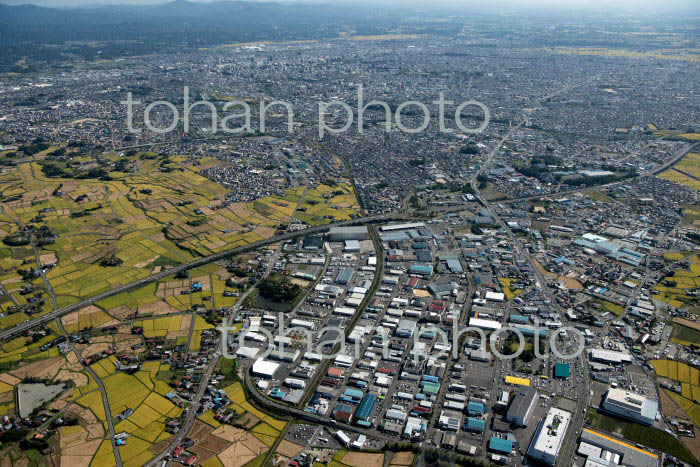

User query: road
[144,198,305,467]
[0,211,406,341]
[3,136,697,342]
[54,317,123,466]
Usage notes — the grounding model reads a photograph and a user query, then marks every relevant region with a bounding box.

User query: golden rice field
[0,154,361,311]
[193,381,289,466]
[0,332,59,364]
[659,153,700,191]
[652,360,700,430]
[653,255,700,309]
[106,360,183,465]
[498,277,524,301]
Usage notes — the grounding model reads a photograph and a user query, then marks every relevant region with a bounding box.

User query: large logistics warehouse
[251,359,280,379]
[328,226,368,241]
[527,408,571,465]
[506,386,538,427]
[601,388,659,426]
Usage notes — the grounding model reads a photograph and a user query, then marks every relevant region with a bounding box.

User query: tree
[258,275,301,303]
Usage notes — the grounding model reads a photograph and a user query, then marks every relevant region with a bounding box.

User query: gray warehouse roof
[507,386,537,422]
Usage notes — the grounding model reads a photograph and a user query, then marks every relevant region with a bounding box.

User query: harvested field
[150,439,172,454]
[675,318,700,332]
[138,300,178,316]
[189,420,214,441]
[189,445,219,464]
[276,440,303,458]
[217,434,268,467]
[390,452,415,466]
[341,452,384,467]
[9,356,63,379]
[197,433,232,453]
[56,369,88,387]
[60,455,92,467]
[0,373,20,385]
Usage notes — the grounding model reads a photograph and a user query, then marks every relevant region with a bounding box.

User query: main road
[0,212,406,341]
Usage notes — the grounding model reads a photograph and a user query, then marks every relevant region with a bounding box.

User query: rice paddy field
[0,330,60,366]
[652,254,700,309]
[651,360,700,427]
[0,155,361,313]
[0,152,360,466]
[660,153,700,191]
[498,277,524,301]
[0,347,115,465]
[192,381,289,467]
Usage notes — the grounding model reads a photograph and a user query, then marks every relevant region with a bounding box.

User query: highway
[0,212,406,341]
[0,128,696,466]
[3,137,696,342]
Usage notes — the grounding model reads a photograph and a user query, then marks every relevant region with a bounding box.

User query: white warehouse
[601,388,658,426]
[527,408,571,466]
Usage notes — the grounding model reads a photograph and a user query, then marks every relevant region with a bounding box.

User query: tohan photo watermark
[217,313,585,364]
[121,85,490,137]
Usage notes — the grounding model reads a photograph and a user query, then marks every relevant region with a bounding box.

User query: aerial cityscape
[0,1,699,466]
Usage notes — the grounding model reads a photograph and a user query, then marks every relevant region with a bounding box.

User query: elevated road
[0,212,405,341]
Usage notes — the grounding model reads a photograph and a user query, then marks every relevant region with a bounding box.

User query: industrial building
[590,349,633,364]
[578,428,659,467]
[328,226,368,241]
[336,268,354,285]
[380,222,425,232]
[506,386,537,427]
[488,437,514,455]
[250,359,280,379]
[601,388,659,426]
[526,408,571,466]
[554,363,571,379]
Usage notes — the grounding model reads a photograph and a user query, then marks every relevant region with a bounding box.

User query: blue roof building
[509,314,530,325]
[489,437,514,454]
[409,264,434,276]
[355,394,377,422]
[343,388,364,401]
[446,259,464,274]
[467,401,486,415]
[465,417,485,432]
[554,363,571,379]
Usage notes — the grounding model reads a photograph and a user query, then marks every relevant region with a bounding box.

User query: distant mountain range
[0,0,423,67]
[0,0,377,43]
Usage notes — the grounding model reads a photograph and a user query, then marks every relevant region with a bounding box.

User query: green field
[672,323,700,347]
[587,408,699,465]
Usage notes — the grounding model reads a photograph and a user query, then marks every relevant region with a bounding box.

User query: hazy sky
[2,0,698,11]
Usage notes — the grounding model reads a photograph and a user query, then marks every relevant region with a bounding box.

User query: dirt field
[138,300,179,316]
[276,440,303,458]
[56,369,88,387]
[0,372,21,385]
[217,438,268,467]
[196,434,232,453]
[341,452,384,467]
[211,425,269,467]
[109,305,134,320]
[189,445,219,464]
[9,356,63,379]
[675,318,700,331]
[78,343,111,358]
[189,420,214,441]
[389,452,415,466]
[60,455,92,467]
[533,259,583,290]
[150,439,172,454]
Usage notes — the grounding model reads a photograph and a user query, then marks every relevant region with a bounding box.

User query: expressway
[3,136,696,342]
[0,212,406,341]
